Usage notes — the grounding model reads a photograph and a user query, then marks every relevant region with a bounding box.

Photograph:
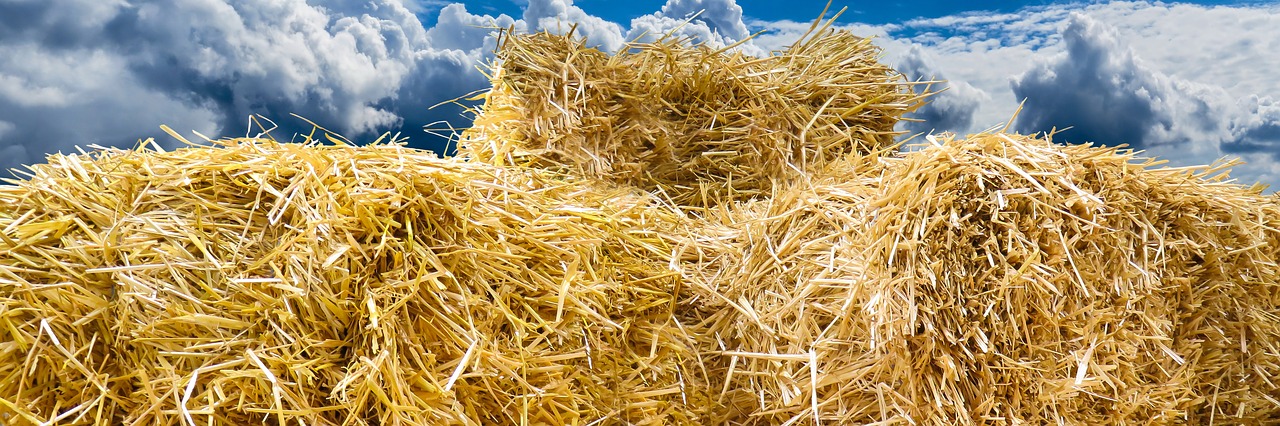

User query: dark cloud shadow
[1011,13,1169,148]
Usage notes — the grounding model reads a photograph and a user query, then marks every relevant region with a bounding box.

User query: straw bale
[0,138,708,425]
[861,133,1280,424]
[673,131,1280,424]
[458,23,928,209]
[852,133,1280,424]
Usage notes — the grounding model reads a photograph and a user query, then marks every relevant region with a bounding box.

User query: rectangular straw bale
[669,132,1280,425]
[0,137,708,425]
[459,17,929,209]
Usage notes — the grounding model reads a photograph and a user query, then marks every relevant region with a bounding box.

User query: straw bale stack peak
[459,21,929,209]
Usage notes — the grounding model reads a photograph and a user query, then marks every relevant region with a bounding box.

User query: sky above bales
[0,0,1278,190]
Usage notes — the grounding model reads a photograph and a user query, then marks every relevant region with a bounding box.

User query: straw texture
[459,25,927,209]
[857,133,1280,424]
[4,22,1280,426]
[0,138,706,425]
[673,132,1280,424]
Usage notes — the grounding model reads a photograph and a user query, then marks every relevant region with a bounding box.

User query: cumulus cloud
[1009,12,1280,188]
[896,45,988,135]
[625,0,754,49]
[0,35,221,174]
[1227,95,1280,157]
[523,0,626,51]
[655,0,750,41]
[0,0,506,178]
[107,0,482,138]
[427,3,515,52]
[753,3,1278,188]
[1011,13,1218,149]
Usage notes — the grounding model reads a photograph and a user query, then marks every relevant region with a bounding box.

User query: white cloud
[895,45,989,135]
[1230,95,1280,151]
[619,0,769,57]
[655,0,750,41]
[753,1,1280,189]
[0,39,221,170]
[1012,13,1215,148]
[746,18,896,54]
[399,0,453,15]
[0,120,16,170]
[1080,2,1280,101]
[0,72,74,108]
[427,3,516,52]
[114,0,432,135]
[523,0,626,51]
[0,0,504,174]
[626,0,751,46]
[1005,11,1280,189]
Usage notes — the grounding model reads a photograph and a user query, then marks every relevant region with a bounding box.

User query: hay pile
[0,138,708,424]
[673,133,1280,424]
[3,18,1280,426]
[857,134,1280,424]
[459,21,927,208]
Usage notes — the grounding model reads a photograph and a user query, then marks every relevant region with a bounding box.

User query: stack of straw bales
[3,17,1279,426]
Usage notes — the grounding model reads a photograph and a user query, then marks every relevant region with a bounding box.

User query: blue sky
[426,0,1057,26]
[1,0,1278,189]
